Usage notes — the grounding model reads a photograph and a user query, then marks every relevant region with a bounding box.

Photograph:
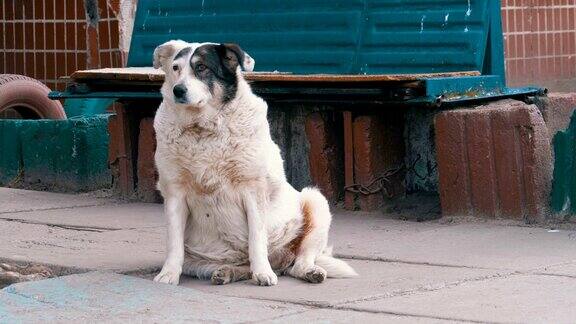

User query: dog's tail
[300,187,358,278]
[316,246,358,278]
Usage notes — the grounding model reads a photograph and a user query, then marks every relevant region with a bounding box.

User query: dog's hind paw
[154,265,182,285]
[211,266,233,285]
[304,266,327,284]
[252,270,278,286]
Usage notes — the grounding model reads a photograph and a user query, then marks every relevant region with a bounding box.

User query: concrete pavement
[1,188,576,323]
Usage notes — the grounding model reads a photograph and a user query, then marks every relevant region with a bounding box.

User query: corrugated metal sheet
[128,0,493,75]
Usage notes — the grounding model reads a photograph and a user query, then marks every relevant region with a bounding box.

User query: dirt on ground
[368,191,576,231]
[382,192,442,222]
[0,262,53,288]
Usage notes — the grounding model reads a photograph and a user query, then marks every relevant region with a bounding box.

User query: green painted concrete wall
[0,115,111,192]
[63,98,115,118]
[551,111,576,216]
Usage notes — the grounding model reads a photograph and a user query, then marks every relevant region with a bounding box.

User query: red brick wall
[502,1,576,90]
[0,0,123,91]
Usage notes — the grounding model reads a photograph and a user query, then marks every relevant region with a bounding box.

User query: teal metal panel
[128,0,498,76]
[52,0,543,104]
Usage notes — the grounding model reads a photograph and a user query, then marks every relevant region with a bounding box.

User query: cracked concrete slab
[0,203,164,230]
[0,220,164,273]
[3,189,576,322]
[175,259,502,306]
[268,309,460,323]
[0,188,114,213]
[4,189,576,276]
[331,212,576,271]
[532,261,576,278]
[344,274,576,323]
[0,272,309,323]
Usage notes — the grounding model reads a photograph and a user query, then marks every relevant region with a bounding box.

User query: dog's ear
[153,40,189,71]
[243,52,255,72]
[218,43,255,73]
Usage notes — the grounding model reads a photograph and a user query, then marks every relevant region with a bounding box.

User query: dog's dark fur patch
[190,44,246,104]
[174,47,192,61]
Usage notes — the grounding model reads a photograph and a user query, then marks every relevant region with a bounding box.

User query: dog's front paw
[252,270,278,286]
[154,264,182,285]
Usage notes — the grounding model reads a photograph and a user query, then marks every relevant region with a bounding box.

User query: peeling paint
[464,0,471,32]
[420,15,426,33]
[71,131,78,158]
[84,0,99,27]
[142,10,150,30]
[119,0,137,57]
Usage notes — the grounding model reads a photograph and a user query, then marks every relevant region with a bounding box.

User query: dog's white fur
[152,40,357,286]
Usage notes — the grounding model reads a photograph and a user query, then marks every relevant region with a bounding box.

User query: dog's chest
[162,122,264,194]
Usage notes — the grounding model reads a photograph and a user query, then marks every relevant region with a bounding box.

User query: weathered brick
[352,113,405,211]
[434,112,471,215]
[465,112,498,217]
[492,110,524,218]
[535,92,576,142]
[305,112,342,204]
[435,99,553,222]
[137,118,161,203]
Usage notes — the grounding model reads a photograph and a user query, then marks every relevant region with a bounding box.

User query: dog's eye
[196,64,207,72]
[172,65,179,72]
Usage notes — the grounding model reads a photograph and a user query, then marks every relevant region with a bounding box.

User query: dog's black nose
[173,84,187,99]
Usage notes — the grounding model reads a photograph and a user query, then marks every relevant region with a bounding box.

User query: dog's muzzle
[173,84,188,103]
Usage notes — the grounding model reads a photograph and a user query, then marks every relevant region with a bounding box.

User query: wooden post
[113,104,134,197]
[343,111,354,210]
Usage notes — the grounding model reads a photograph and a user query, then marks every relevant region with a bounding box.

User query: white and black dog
[152,40,357,286]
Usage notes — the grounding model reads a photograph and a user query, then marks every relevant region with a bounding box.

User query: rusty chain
[344,154,436,196]
[344,163,405,197]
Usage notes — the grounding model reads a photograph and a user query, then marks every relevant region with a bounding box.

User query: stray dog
[152,40,357,286]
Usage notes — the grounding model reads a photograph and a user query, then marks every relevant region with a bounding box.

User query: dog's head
[153,40,255,108]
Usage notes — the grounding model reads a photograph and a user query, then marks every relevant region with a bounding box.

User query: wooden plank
[71,67,480,83]
[72,67,165,82]
[245,71,480,82]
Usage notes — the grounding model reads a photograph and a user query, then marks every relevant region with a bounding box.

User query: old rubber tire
[0,74,66,119]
